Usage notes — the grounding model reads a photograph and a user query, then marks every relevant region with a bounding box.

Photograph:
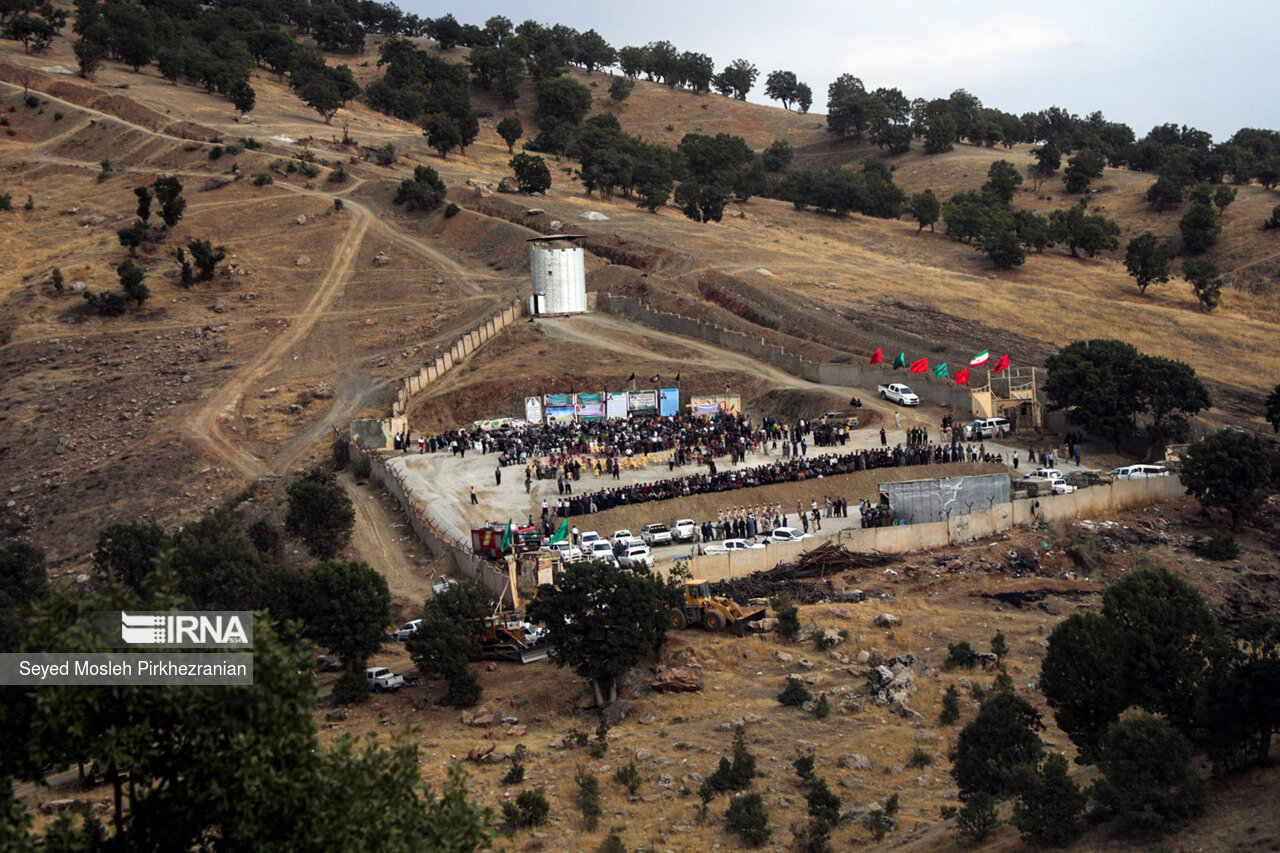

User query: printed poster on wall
[575,392,605,421]
[627,390,658,417]
[525,397,544,424]
[545,406,575,424]
[544,393,572,408]
[605,392,629,420]
[658,388,680,417]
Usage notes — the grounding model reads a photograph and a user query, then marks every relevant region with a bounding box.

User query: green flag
[892,352,907,369]
[933,362,950,378]
[501,520,514,551]
[548,519,569,544]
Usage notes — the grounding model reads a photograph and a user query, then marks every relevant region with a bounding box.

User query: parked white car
[878,383,920,406]
[705,538,766,554]
[1109,464,1170,480]
[761,527,813,544]
[579,530,602,547]
[392,619,422,641]
[365,667,406,692]
[672,519,697,542]
[610,529,634,546]
[585,540,619,566]
[545,541,583,561]
[619,544,654,569]
[1023,468,1077,494]
[965,417,1011,439]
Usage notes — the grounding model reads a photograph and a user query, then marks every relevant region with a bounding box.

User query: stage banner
[575,392,604,420]
[544,393,571,408]
[658,388,680,417]
[545,406,575,424]
[605,392,629,420]
[628,390,658,417]
[525,397,543,424]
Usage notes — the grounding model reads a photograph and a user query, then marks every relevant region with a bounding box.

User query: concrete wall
[391,301,521,418]
[672,476,1187,584]
[596,294,976,413]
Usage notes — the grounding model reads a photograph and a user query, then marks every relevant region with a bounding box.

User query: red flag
[955,367,970,385]
[992,353,1010,373]
[909,357,929,374]
[869,347,883,365]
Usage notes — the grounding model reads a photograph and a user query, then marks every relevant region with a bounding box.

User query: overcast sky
[403,0,1277,141]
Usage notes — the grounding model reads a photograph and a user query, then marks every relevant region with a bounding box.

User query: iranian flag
[969,350,990,368]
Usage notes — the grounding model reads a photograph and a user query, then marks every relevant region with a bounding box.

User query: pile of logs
[710,542,895,604]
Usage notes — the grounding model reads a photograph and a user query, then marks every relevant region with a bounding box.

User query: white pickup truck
[1022,469,1077,494]
[878,383,920,406]
[365,666,406,693]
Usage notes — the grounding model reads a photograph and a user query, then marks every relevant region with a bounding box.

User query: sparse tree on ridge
[713,59,757,101]
[1182,256,1222,311]
[909,189,940,233]
[1124,232,1173,294]
[764,70,801,110]
[496,116,523,153]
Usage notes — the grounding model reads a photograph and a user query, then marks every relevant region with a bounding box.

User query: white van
[966,417,1011,439]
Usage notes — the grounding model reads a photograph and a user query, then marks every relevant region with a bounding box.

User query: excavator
[667,579,765,636]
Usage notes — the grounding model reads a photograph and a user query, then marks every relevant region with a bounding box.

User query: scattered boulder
[524,208,544,215]
[294,215,308,225]
[78,214,105,226]
[580,211,609,221]
[650,665,703,693]
[212,299,226,314]
[463,709,500,728]
[325,707,347,722]
[774,651,793,664]
[497,177,518,193]
[372,252,391,266]
[312,384,335,400]
[838,753,871,770]
[601,700,634,726]
[820,627,844,647]
[295,256,311,266]
[467,742,495,762]
[873,613,901,627]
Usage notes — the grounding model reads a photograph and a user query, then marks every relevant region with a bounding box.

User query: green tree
[1028,144,1061,190]
[674,179,728,223]
[527,561,673,705]
[496,116,522,153]
[117,220,147,256]
[1040,612,1128,763]
[1091,714,1205,840]
[908,189,940,233]
[285,468,355,559]
[923,113,957,154]
[608,76,634,102]
[1123,232,1173,294]
[0,540,47,652]
[295,65,360,124]
[1138,355,1211,446]
[1179,201,1221,253]
[764,70,800,110]
[4,13,59,54]
[761,138,793,173]
[169,508,263,610]
[1146,174,1184,211]
[1182,256,1222,311]
[955,792,999,842]
[977,208,1025,269]
[1043,338,1143,450]
[725,792,771,846]
[393,165,447,212]
[713,58,757,100]
[93,519,168,593]
[510,153,551,194]
[152,174,185,228]
[1103,566,1225,732]
[134,185,152,223]
[187,239,226,281]
[1180,430,1272,530]
[422,112,462,159]
[406,580,493,707]
[230,80,256,114]
[983,159,1023,204]
[1011,753,1085,848]
[535,75,593,127]
[1049,202,1119,258]
[298,559,390,675]
[1198,619,1280,770]
[117,259,148,307]
[1212,184,1236,217]
[940,684,961,724]
[173,247,194,287]
[950,691,1044,800]
[1267,383,1280,433]
[1063,148,1105,193]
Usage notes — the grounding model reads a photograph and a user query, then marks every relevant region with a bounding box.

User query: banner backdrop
[544,393,571,408]
[525,396,543,424]
[575,392,605,420]
[605,392,629,420]
[627,390,658,417]
[545,405,575,424]
[658,388,680,417]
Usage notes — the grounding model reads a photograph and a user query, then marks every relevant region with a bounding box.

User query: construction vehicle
[667,579,766,635]
[472,613,552,664]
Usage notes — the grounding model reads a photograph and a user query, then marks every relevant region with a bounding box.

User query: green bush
[1190,529,1239,560]
[778,676,811,707]
[956,792,999,842]
[252,173,273,187]
[504,787,549,828]
[444,202,460,218]
[576,769,602,830]
[351,451,371,480]
[614,760,642,794]
[813,693,830,719]
[908,747,934,768]
[771,591,800,640]
[331,436,350,468]
[501,755,525,785]
[946,641,979,669]
[239,137,261,150]
[0,193,11,211]
[725,792,771,846]
[209,145,224,160]
[940,684,961,724]
[332,669,368,705]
